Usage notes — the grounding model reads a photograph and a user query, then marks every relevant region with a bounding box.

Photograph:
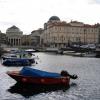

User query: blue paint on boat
[3,59,32,66]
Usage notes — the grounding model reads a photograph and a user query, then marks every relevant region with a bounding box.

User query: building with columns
[6,25,23,46]
[41,16,100,49]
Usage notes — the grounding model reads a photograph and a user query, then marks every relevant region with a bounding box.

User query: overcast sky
[0,0,100,34]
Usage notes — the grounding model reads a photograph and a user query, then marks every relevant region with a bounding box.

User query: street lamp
[84,29,86,44]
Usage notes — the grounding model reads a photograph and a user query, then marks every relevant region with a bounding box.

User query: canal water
[0,52,100,100]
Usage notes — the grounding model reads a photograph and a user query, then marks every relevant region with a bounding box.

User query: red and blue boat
[7,67,77,86]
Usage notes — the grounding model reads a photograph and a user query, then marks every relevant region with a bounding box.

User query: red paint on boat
[7,71,70,86]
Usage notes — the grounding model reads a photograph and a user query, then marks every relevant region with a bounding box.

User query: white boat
[83,53,96,57]
[73,52,96,57]
[63,51,75,55]
[73,52,84,57]
[1,52,36,66]
[25,49,36,53]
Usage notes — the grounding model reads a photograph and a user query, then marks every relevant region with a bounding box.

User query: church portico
[8,38,21,46]
[6,25,23,47]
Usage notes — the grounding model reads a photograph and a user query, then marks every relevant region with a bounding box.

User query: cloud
[94,0,100,4]
[87,0,100,4]
[0,21,16,25]
[0,0,100,34]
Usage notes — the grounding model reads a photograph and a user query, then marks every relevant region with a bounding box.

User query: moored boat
[7,67,78,86]
[2,52,36,66]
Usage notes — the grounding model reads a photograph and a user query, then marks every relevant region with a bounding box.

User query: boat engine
[61,70,78,79]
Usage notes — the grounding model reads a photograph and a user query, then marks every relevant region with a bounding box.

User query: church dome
[6,25,21,33]
[49,16,60,21]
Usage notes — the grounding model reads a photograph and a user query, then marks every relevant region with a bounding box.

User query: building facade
[0,31,7,45]
[21,35,31,46]
[30,28,43,48]
[6,25,23,46]
[41,16,100,49]
[2,16,100,49]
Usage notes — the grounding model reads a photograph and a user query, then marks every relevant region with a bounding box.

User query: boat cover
[20,67,61,78]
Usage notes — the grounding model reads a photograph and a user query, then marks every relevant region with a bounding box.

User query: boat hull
[7,71,70,86]
[2,59,33,66]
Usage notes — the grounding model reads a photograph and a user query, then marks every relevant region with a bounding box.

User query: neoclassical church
[41,16,100,48]
[6,25,43,47]
[6,25,23,46]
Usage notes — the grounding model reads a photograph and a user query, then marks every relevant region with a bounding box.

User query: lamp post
[84,29,86,44]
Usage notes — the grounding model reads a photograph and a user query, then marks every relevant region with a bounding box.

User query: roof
[49,16,60,21]
[6,25,21,33]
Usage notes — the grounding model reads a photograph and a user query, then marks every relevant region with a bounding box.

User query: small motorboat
[7,67,78,86]
[2,52,36,66]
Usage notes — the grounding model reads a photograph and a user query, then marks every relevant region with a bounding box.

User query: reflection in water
[8,82,70,98]
[70,82,77,87]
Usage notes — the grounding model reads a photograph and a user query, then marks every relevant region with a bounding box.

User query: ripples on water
[0,52,100,100]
